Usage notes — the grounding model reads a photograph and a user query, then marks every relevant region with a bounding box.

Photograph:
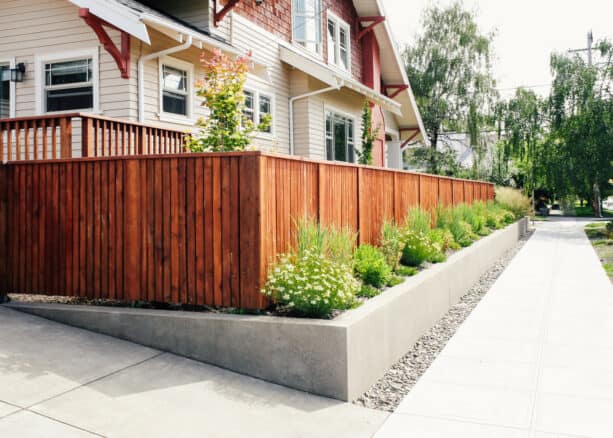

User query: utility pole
[568,31,603,217]
[568,30,594,66]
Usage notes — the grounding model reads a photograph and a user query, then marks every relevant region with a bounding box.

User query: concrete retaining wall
[4,218,529,401]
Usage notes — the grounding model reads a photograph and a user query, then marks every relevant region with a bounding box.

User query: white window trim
[326,11,351,74]
[34,48,100,115]
[158,56,194,124]
[291,0,323,57]
[0,58,16,118]
[244,87,276,139]
[324,105,356,163]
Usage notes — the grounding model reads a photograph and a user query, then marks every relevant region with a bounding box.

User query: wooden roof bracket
[358,16,385,40]
[399,128,420,149]
[79,8,131,79]
[214,0,241,27]
[383,84,409,99]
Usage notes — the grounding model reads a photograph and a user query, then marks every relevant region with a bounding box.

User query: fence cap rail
[257,151,495,186]
[0,113,187,134]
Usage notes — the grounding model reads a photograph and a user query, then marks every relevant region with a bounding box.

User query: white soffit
[280,44,401,115]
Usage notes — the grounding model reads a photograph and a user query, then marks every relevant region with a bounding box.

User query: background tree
[403,1,497,174]
[547,41,612,215]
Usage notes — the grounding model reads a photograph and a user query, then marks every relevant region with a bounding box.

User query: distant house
[0,0,426,168]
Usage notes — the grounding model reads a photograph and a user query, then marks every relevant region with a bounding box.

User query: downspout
[138,34,193,123]
[289,81,343,155]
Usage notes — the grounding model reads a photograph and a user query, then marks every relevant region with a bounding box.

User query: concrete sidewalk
[0,306,387,438]
[376,219,613,437]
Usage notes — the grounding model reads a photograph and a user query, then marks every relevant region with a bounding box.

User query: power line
[496,83,551,91]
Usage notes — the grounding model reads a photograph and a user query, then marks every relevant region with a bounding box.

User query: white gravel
[354,229,534,412]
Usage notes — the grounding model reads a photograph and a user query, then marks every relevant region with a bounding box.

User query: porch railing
[0,113,187,162]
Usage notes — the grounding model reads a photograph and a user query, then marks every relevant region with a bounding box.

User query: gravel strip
[354,229,534,412]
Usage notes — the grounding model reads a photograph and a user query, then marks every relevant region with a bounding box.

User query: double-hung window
[243,89,274,135]
[160,58,192,120]
[325,110,354,162]
[293,0,322,54]
[327,14,350,71]
[44,58,94,112]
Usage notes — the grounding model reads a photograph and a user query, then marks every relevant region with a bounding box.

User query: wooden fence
[0,152,494,309]
[0,113,185,161]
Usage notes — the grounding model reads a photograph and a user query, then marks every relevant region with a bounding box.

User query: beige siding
[231,14,291,154]
[0,0,131,120]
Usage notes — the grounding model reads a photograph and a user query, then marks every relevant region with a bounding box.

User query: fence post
[59,116,73,158]
[137,126,145,154]
[81,116,94,157]
[0,164,7,302]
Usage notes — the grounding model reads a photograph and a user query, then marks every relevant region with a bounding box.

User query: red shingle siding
[233,0,292,40]
[229,0,364,83]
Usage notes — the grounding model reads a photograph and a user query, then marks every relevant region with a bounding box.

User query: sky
[381,0,613,98]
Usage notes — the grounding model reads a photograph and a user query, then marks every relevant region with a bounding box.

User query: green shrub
[456,203,487,235]
[427,228,454,253]
[380,220,404,271]
[606,221,613,239]
[404,207,432,234]
[447,217,476,247]
[395,265,418,276]
[400,229,436,267]
[387,275,404,287]
[262,250,358,317]
[495,187,531,218]
[357,284,380,298]
[353,244,392,288]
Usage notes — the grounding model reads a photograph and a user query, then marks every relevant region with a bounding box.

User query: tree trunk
[430,129,438,174]
[593,180,602,217]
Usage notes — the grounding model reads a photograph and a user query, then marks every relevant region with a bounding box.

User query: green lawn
[584,222,613,283]
[570,205,613,217]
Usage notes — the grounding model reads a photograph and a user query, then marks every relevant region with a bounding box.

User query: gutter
[137,34,193,123]
[289,81,343,155]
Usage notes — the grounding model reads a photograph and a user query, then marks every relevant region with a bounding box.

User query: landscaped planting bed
[584,221,613,282]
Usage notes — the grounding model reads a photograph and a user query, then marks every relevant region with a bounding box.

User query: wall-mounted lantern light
[255,0,265,5]
[10,63,26,83]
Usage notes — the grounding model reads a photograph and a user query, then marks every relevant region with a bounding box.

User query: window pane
[334,115,347,162]
[293,0,321,52]
[327,20,337,64]
[45,59,91,86]
[243,90,255,122]
[46,86,93,112]
[259,95,272,133]
[347,119,354,162]
[339,28,349,70]
[162,91,187,116]
[0,64,9,118]
[162,65,187,93]
[325,112,333,160]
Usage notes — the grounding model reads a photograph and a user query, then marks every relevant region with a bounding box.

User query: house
[0,0,426,168]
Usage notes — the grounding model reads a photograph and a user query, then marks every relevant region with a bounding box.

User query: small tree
[357,102,378,165]
[185,50,269,152]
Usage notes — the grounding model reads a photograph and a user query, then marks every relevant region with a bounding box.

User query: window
[161,64,189,117]
[243,90,255,122]
[325,110,354,162]
[242,89,274,136]
[0,63,11,118]
[259,94,272,133]
[327,14,351,71]
[293,0,322,54]
[44,58,94,112]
